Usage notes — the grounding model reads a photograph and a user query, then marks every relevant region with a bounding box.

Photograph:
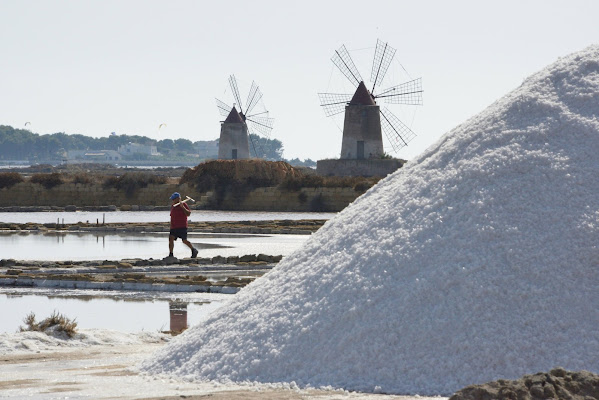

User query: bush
[103,172,168,197]
[30,172,64,189]
[20,311,78,338]
[0,172,24,189]
[71,172,94,185]
[279,174,381,192]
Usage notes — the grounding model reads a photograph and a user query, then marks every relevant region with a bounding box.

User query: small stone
[550,367,567,377]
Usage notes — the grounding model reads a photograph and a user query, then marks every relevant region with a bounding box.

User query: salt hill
[140,44,599,395]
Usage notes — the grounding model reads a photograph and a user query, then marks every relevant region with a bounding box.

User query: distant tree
[157,139,175,154]
[174,138,193,153]
[0,124,294,163]
[249,134,284,160]
[285,157,316,167]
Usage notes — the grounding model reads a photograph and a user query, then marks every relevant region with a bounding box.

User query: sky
[1,0,599,161]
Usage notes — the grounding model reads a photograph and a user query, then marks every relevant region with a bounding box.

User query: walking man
[168,192,198,258]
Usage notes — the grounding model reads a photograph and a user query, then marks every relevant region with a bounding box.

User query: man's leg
[182,239,198,258]
[169,235,175,257]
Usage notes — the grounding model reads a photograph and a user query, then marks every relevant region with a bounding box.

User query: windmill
[216,75,274,159]
[318,40,423,158]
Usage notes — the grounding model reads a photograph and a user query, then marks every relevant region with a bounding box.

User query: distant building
[67,150,122,163]
[117,142,160,156]
[196,140,219,159]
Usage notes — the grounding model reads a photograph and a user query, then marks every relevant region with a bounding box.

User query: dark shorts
[169,228,188,241]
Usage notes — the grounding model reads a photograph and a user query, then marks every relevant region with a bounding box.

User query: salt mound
[140,44,599,395]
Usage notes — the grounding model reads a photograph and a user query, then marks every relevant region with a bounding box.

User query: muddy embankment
[0,219,325,235]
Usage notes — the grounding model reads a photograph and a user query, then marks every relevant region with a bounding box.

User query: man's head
[170,192,181,202]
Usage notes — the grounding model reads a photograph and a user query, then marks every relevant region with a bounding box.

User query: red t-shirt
[170,203,190,229]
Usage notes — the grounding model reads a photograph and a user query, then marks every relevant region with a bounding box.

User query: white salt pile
[140,44,599,395]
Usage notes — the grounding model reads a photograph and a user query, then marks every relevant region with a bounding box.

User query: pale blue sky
[1,0,598,160]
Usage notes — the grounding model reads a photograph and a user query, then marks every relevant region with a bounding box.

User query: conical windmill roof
[140,44,599,395]
[223,106,244,123]
[349,81,376,105]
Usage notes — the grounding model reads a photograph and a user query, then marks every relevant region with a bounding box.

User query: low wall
[0,182,362,212]
[316,158,405,177]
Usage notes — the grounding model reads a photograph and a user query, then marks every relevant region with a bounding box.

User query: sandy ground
[0,340,445,400]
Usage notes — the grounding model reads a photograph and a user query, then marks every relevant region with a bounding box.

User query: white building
[67,150,122,163]
[117,143,160,156]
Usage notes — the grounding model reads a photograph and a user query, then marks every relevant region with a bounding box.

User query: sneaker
[191,248,198,259]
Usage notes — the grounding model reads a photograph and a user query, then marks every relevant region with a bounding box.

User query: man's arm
[183,203,191,216]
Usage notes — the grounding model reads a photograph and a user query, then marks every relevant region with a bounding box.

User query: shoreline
[0,219,326,235]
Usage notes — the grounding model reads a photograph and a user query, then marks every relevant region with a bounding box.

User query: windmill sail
[228,75,244,113]
[245,82,263,116]
[380,107,417,153]
[318,93,353,117]
[375,78,423,105]
[331,45,363,87]
[246,115,274,138]
[249,134,265,158]
[370,39,396,94]
[216,98,233,117]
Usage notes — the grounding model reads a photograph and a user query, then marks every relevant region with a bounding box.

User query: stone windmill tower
[218,106,249,160]
[319,40,423,159]
[216,75,274,160]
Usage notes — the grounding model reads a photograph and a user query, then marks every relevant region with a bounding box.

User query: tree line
[0,125,288,162]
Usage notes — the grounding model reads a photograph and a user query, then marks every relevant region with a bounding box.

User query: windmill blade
[228,75,243,113]
[375,78,423,105]
[380,107,417,153]
[248,133,266,158]
[318,93,353,117]
[246,116,274,138]
[246,110,270,119]
[370,39,396,94]
[245,81,263,116]
[215,98,232,117]
[331,45,363,87]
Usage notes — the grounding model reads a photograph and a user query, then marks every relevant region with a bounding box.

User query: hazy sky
[2,0,599,161]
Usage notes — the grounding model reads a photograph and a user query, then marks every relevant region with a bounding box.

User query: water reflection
[0,210,335,224]
[169,301,188,334]
[0,231,309,261]
[0,291,228,333]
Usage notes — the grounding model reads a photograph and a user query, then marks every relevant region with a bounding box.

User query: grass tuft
[19,311,78,338]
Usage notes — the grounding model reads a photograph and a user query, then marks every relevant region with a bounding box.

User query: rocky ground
[449,368,599,400]
[0,254,280,292]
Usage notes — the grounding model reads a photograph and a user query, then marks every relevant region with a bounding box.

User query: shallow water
[0,289,231,333]
[0,210,335,224]
[0,231,310,260]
